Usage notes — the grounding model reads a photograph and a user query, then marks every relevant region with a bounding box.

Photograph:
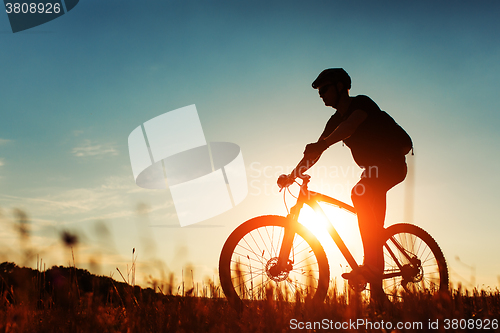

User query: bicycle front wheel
[219,215,329,309]
[382,223,448,299]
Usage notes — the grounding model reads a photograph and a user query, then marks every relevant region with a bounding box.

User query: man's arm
[304,109,367,155]
[323,109,367,146]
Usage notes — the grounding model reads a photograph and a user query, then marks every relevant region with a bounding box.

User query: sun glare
[298,203,363,280]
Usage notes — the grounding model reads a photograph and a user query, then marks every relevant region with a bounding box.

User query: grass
[1,209,498,331]
[0,262,499,332]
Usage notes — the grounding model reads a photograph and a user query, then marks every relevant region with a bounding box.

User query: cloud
[0,159,4,167]
[0,176,173,224]
[0,139,11,145]
[72,139,118,157]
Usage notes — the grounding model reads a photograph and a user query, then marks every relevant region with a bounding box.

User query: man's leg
[351,179,385,285]
[351,163,407,302]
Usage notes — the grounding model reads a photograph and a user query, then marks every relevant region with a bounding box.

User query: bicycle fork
[275,212,298,274]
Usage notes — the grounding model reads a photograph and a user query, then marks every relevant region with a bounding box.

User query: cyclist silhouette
[219,77,444,308]
[292,68,412,302]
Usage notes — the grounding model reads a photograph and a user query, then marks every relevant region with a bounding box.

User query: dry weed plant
[0,209,499,332]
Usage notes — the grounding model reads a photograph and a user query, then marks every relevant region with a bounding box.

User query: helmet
[312,68,351,90]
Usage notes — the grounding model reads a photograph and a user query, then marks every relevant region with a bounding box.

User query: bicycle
[219,157,449,309]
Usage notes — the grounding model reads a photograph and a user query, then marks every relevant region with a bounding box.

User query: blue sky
[0,0,499,288]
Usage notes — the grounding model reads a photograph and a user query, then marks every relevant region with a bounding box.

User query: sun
[297,203,364,279]
[297,205,334,248]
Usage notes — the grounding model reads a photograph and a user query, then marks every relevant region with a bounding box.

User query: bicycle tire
[219,215,329,309]
[382,223,448,299]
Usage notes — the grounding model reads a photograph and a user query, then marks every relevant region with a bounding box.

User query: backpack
[330,95,414,159]
[377,111,413,156]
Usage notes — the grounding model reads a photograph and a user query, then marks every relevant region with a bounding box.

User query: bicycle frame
[278,177,423,283]
[278,178,360,272]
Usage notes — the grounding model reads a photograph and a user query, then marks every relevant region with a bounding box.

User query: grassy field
[0,262,499,332]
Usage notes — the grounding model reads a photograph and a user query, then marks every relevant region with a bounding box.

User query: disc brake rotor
[265,257,293,282]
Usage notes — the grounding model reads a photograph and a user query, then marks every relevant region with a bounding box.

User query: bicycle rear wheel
[219,215,329,309]
[382,223,448,299]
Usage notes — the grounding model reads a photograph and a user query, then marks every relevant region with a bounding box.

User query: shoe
[341,265,376,282]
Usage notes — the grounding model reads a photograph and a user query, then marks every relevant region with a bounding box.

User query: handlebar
[277,154,319,190]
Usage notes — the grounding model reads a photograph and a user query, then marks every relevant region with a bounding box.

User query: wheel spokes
[383,229,445,299]
[229,225,321,302]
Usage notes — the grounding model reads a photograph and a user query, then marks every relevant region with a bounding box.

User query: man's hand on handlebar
[277,155,320,191]
[277,174,294,190]
[277,140,328,190]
